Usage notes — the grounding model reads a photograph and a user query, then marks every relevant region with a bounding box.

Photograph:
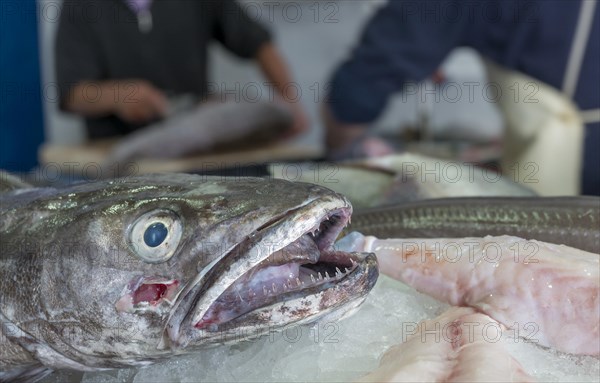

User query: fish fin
[0,170,32,193]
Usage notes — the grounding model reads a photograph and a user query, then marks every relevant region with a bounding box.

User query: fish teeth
[318,272,323,281]
[335,267,342,276]
[325,271,331,280]
[310,274,316,283]
[345,267,351,274]
[296,277,303,287]
[283,283,288,291]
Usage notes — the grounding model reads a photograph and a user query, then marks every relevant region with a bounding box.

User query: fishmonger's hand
[63,80,168,124]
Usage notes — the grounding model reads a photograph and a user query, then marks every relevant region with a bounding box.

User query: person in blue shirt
[324,0,599,195]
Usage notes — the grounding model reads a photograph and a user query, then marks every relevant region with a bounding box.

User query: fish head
[8,174,377,367]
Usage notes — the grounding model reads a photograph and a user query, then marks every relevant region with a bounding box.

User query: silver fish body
[348,196,600,253]
[0,174,377,381]
[269,153,536,210]
[107,102,293,164]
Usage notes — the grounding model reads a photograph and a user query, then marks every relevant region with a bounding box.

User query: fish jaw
[166,195,378,348]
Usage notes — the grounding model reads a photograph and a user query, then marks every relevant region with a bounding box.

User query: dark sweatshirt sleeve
[328,0,469,124]
[55,0,103,109]
[212,0,272,58]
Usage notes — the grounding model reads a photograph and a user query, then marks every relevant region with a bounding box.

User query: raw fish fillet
[338,233,600,355]
[358,307,536,383]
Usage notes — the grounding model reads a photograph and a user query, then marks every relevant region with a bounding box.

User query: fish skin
[358,307,537,383]
[348,196,600,253]
[345,153,537,203]
[0,174,378,381]
[340,233,600,356]
[107,102,293,164]
[270,153,535,210]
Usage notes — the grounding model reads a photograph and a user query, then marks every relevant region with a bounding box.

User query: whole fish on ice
[0,174,378,382]
[269,153,535,209]
[348,196,600,253]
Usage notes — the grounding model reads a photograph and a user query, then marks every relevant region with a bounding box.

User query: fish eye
[144,222,168,247]
[128,210,183,263]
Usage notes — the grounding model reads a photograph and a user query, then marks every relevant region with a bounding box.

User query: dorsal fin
[0,170,32,193]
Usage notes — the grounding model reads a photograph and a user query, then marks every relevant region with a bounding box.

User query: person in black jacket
[56,0,307,139]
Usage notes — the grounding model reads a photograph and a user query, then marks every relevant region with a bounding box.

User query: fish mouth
[166,196,378,348]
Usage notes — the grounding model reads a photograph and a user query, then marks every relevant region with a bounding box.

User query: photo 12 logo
[401,320,539,344]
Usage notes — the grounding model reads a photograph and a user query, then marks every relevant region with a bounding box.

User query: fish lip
[165,195,373,348]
